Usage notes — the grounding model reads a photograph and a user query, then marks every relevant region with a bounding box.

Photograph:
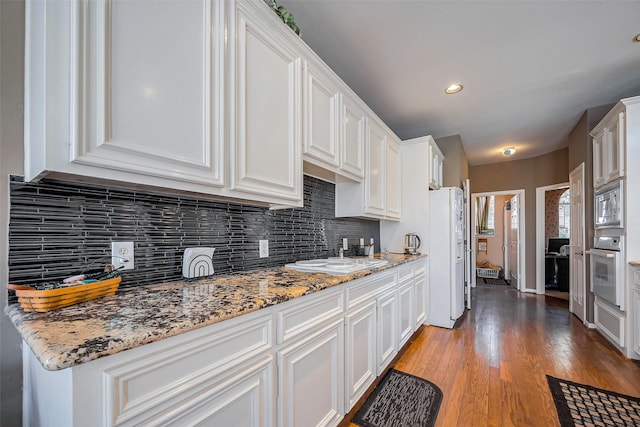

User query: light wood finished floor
[348,284,640,426]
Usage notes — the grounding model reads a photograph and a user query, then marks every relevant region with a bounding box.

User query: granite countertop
[7,254,425,371]
[629,260,640,267]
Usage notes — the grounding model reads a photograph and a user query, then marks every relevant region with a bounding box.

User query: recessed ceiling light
[634,33,640,42]
[502,147,516,157]
[445,83,463,94]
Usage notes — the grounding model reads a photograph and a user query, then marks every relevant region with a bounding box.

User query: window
[558,189,570,238]
[476,195,495,235]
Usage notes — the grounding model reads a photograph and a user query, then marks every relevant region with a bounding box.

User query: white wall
[1,0,25,424]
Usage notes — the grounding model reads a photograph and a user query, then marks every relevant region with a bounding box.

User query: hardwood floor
[349,283,640,426]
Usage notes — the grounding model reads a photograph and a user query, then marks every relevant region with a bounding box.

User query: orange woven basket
[11,277,121,312]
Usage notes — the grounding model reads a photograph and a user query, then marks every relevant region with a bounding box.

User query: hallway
[392,284,640,426]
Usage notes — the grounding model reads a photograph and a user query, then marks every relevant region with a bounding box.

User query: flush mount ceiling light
[444,83,463,94]
[634,33,640,42]
[502,147,516,157]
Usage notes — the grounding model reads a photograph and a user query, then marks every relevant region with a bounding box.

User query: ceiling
[285,0,640,165]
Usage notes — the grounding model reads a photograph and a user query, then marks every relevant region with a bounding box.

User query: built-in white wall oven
[594,180,624,229]
[588,236,624,310]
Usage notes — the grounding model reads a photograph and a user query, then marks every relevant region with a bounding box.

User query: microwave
[594,180,624,229]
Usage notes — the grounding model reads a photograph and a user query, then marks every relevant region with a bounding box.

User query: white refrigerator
[429,187,465,328]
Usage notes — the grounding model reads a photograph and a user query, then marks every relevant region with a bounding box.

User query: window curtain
[476,196,490,234]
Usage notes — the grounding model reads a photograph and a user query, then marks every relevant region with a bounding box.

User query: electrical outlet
[111,241,135,270]
[259,240,269,258]
[342,238,348,250]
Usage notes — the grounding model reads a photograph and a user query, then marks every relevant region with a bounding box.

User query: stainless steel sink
[284,257,389,275]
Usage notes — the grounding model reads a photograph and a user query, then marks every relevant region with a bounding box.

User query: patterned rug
[353,369,442,427]
[547,375,640,426]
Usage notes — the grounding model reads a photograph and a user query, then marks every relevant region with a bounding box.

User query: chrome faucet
[339,248,344,259]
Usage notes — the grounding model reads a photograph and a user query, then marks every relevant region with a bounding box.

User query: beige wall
[470,148,569,291]
[0,0,25,423]
[435,134,469,188]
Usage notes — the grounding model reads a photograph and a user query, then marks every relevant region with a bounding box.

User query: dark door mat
[353,369,442,427]
[483,277,509,285]
[547,375,640,426]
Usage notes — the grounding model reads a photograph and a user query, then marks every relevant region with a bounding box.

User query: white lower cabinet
[23,261,426,426]
[145,356,274,427]
[633,285,640,358]
[594,297,626,348]
[344,301,377,410]
[275,287,345,427]
[23,311,275,427]
[414,267,428,327]
[632,267,640,358]
[277,319,344,427]
[397,280,415,349]
[376,289,398,375]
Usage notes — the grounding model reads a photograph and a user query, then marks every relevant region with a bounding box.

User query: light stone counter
[7,254,425,371]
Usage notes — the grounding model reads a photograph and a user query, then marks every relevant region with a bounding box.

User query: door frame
[471,189,526,292]
[535,182,569,294]
[503,207,510,281]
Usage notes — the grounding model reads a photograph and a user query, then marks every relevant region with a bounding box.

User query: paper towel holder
[182,247,215,279]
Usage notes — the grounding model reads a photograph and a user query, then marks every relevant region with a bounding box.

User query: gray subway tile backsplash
[8,175,379,290]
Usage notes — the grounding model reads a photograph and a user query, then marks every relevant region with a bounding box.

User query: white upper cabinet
[340,92,366,180]
[25,0,304,208]
[301,57,365,183]
[428,139,444,189]
[25,0,225,188]
[385,136,402,219]
[591,106,625,189]
[24,0,401,210]
[365,119,388,217]
[335,117,401,220]
[303,61,341,169]
[229,0,303,205]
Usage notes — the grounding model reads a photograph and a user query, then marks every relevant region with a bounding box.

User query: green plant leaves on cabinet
[265,0,301,35]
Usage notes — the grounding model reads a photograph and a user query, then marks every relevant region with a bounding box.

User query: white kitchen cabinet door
[376,289,398,375]
[145,357,275,427]
[385,137,402,220]
[303,61,340,168]
[278,319,344,427]
[414,269,428,327]
[397,280,415,348]
[335,116,403,220]
[633,285,640,358]
[365,120,387,217]
[633,267,640,358]
[229,0,303,205]
[344,301,377,411]
[428,140,444,190]
[605,112,625,182]
[25,0,225,187]
[592,105,625,189]
[341,92,366,180]
[592,131,606,188]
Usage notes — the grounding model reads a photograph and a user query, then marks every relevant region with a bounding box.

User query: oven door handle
[585,250,615,258]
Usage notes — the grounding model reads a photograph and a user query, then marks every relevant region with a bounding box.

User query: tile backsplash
[8,175,379,289]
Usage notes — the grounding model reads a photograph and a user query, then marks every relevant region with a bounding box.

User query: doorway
[535,182,570,296]
[471,189,526,292]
